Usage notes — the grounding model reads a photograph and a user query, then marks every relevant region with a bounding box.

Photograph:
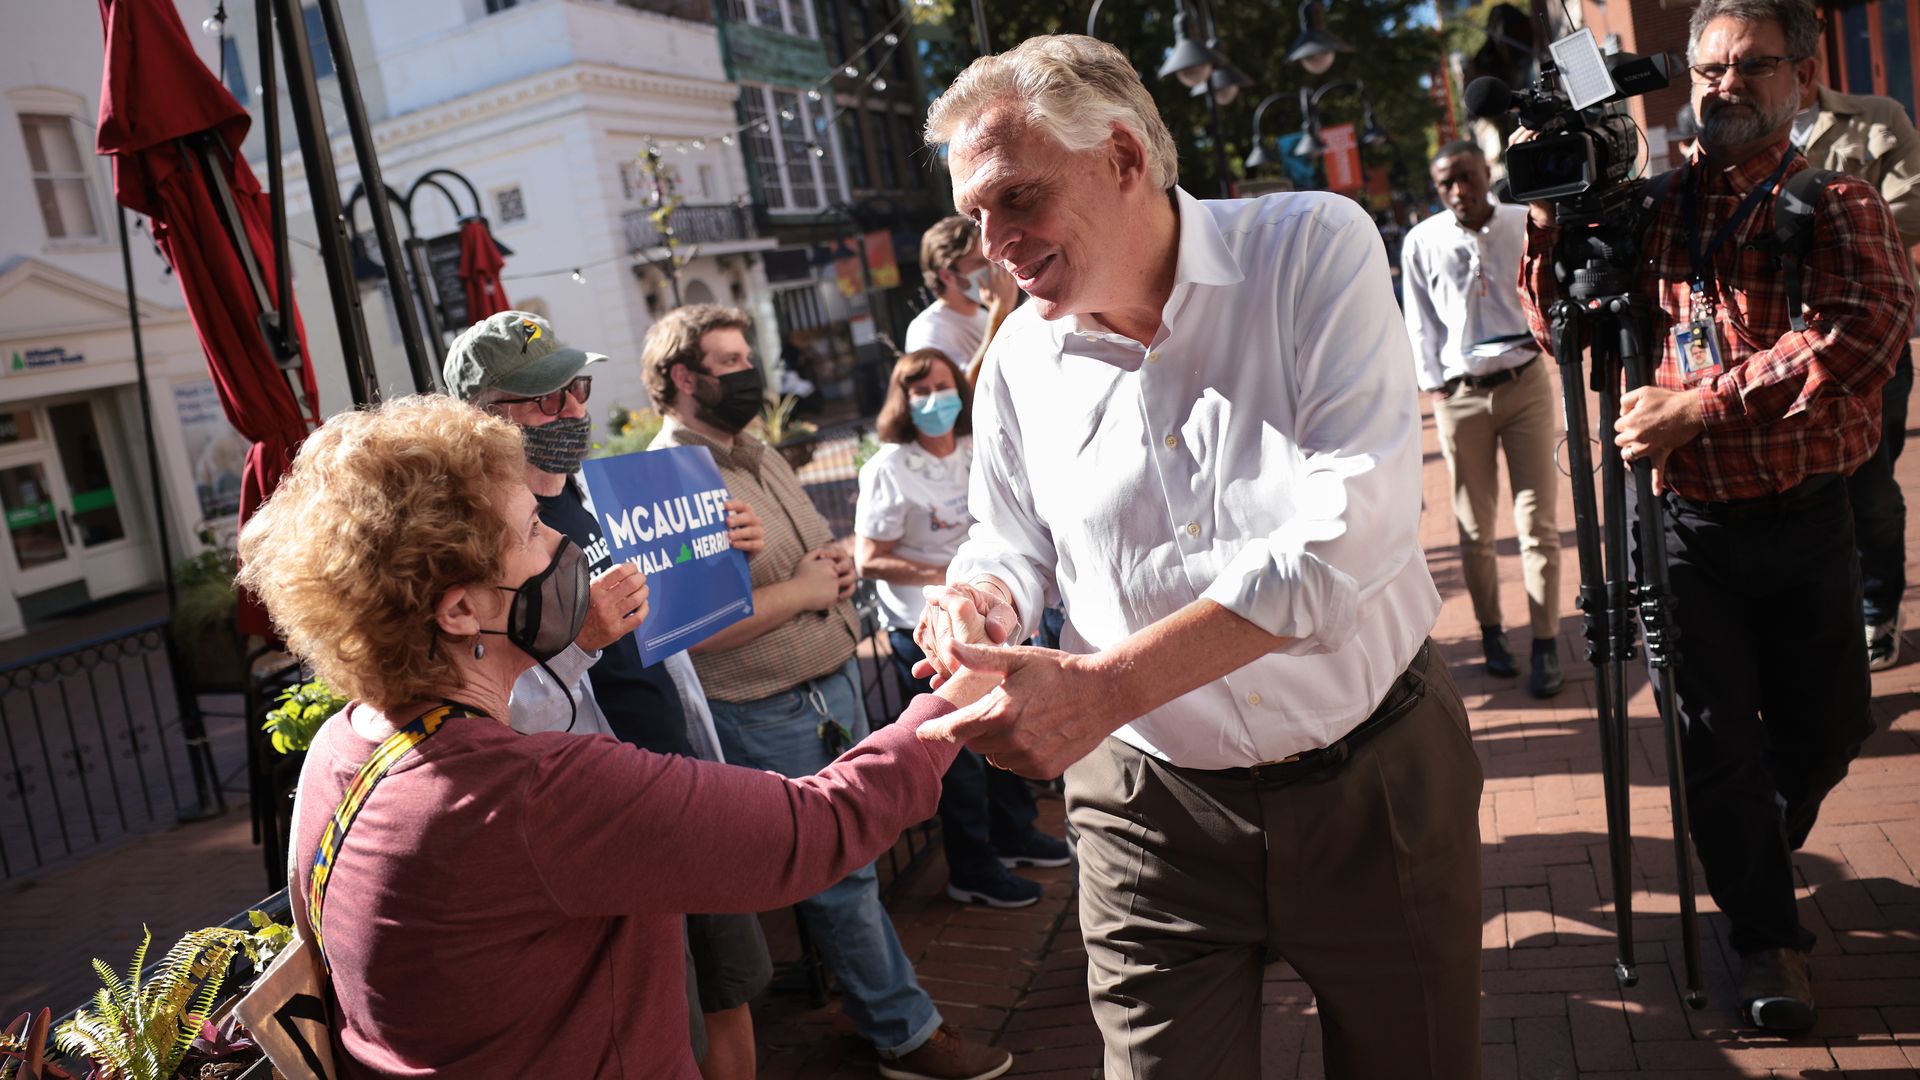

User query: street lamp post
[1085,0,1244,198]
[1286,0,1353,75]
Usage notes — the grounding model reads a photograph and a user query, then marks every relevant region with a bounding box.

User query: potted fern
[55,925,255,1080]
[759,393,820,471]
[172,528,244,693]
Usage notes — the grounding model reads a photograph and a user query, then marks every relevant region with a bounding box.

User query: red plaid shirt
[1520,138,1915,503]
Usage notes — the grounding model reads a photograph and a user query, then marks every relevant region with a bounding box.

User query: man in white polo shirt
[913,34,1480,1080]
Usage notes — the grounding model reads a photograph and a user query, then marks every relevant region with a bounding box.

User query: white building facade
[0,2,240,639]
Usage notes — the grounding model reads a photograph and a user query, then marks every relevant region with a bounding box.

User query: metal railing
[622,203,759,254]
[0,616,224,883]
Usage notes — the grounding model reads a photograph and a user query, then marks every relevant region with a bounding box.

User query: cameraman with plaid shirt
[1517,0,1914,1034]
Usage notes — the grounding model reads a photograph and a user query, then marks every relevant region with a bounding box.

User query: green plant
[55,925,247,1080]
[593,404,664,459]
[852,432,882,472]
[239,910,292,973]
[758,393,818,446]
[262,678,348,755]
[170,527,238,649]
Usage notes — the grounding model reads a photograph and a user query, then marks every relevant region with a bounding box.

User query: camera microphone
[1464,76,1514,119]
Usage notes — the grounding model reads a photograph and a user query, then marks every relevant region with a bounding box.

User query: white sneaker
[1868,613,1902,672]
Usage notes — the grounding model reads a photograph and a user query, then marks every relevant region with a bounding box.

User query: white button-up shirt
[1400,202,1537,392]
[950,187,1441,770]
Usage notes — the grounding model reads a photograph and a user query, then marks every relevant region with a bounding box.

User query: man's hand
[725,499,765,557]
[789,552,842,611]
[913,581,1020,686]
[575,563,649,652]
[806,545,856,602]
[1615,385,1705,494]
[916,641,1135,779]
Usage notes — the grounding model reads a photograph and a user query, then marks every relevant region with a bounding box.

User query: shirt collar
[1689,136,1794,195]
[660,416,766,478]
[1057,186,1243,370]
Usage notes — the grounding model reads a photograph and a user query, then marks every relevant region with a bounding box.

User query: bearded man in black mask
[644,305,1013,1080]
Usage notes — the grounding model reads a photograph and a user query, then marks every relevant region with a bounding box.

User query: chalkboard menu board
[424,230,468,332]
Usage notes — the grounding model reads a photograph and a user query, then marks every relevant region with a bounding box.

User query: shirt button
[1164,434,1178,449]
[1246,692,1262,706]
[1145,350,1160,363]
[1186,521,1200,536]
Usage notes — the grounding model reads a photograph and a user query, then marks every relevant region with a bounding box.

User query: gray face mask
[520,416,592,475]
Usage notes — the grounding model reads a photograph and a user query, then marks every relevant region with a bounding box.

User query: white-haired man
[912,34,1479,1079]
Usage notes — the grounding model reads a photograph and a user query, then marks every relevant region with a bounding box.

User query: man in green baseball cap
[443,310,773,1078]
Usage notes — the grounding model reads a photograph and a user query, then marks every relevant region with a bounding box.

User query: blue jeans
[887,631,1041,882]
[1848,343,1912,624]
[706,658,941,1058]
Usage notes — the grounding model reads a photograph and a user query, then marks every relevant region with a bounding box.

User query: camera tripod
[1545,217,1707,1009]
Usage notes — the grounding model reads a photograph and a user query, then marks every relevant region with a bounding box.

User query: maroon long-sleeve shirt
[290,694,962,1077]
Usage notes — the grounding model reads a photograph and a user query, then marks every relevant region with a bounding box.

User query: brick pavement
[4,378,1918,1076]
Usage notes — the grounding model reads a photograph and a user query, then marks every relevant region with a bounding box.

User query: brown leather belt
[1165,639,1434,788]
[1442,355,1538,395]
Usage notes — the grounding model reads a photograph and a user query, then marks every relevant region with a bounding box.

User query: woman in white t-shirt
[855,349,1072,909]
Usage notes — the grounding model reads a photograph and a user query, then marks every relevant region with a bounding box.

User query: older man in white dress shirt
[912,34,1482,1080]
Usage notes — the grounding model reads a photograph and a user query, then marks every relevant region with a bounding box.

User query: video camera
[1465,28,1673,217]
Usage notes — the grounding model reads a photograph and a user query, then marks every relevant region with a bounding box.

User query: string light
[640,8,910,157]
[809,142,825,158]
[570,268,585,284]
[201,2,227,36]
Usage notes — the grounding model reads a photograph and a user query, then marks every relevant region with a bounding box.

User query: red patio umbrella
[457,217,512,320]
[96,0,318,637]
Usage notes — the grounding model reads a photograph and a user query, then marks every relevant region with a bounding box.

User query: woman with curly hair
[239,394,1003,1078]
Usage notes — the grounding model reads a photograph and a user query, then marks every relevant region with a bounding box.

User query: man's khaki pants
[1433,358,1562,639]
[1065,647,1483,1079]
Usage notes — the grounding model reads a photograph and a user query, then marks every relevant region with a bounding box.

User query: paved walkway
[4,379,1917,1077]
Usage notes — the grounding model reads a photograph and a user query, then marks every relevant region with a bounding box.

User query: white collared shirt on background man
[855,436,974,630]
[1401,201,1538,392]
[950,186,1441,770]
[903,298,990,365]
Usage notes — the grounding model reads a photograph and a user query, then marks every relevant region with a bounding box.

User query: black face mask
[692,367,765,434]
[484,536,591,664]
[520,416,592,476]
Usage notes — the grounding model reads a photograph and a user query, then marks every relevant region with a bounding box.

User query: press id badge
[1673,315,1723,379]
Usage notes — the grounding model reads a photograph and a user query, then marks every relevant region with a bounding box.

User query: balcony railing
[623,203,759,254]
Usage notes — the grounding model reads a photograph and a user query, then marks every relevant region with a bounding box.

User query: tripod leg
[1614,302,1707,1009]
[1593,338,1643,991]
[1551,302,1637,988]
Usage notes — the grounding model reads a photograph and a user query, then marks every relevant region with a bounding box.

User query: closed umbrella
[95,0,317,636]
[457,217,512,320]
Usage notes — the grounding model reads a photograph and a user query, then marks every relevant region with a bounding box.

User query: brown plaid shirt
[653,418,858,703]
[1520,139,1915,503]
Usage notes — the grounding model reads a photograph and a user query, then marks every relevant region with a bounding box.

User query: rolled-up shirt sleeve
[947,347,1057,643]
[1199,199,1425,655]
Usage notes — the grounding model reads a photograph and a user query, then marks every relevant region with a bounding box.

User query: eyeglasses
[490,376,593,417]
[1688,55,1803,84]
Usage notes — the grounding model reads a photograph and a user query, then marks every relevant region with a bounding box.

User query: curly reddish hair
[236,395,527,709]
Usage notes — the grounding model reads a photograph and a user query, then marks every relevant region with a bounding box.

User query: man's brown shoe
[1738,947,1817,1034]
[878,1024,1013,1080]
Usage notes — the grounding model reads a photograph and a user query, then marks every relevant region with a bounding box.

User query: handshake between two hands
[909,582,1126,780]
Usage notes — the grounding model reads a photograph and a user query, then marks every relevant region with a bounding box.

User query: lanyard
[308,701,477,970]
[1684,148,1798,302]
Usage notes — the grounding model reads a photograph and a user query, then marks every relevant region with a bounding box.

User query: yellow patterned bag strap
[307,702,472,970]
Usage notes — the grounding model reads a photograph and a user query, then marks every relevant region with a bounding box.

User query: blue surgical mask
[910,389,963,437]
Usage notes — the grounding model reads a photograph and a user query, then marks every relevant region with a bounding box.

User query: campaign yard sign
[580,446,753,665]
